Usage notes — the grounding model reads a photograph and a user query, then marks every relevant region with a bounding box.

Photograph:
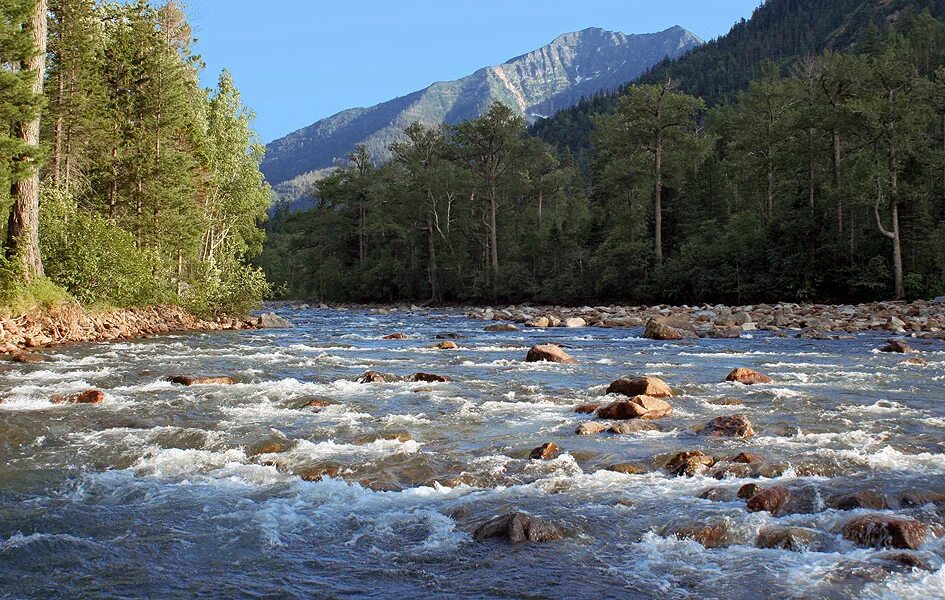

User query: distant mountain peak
[262,26,702,199]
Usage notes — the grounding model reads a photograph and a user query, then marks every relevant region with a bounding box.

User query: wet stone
[841,514,928,550]
[171,375,234,386]
[528,442,558,460]
[473,512,563,544]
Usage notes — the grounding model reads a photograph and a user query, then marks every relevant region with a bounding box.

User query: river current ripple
[1,308,944,599]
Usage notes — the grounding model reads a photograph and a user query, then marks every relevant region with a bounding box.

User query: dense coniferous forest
[0,0,270,314]
[261,0,945,305]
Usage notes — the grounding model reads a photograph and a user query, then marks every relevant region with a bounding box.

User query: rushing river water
[1,307,944,599]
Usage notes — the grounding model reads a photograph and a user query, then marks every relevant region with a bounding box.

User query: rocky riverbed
[0,306,943,598]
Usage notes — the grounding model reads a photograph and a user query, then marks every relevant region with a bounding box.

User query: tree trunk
[832,129,842,234]
[654,130,663,264]
[6,0,48,281]
[889,142,904,300]
[807,128,816,211]
[358,199,366,265]
[52,66,64,187]
[426,211,439,303]
[489,184,499,300]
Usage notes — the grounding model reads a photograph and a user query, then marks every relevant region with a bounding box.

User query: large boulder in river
[575,422,609,435]
[827,491,888,511]
[171,375,234,386]
[841,514,927,550]
[880,339,914,353]
[756,527,828,552]
[673,521,735,548]
[411,372,450,383]
[473,512,563,543]
[382,333,409,340]
[597,395,671,420]
[257,312,294,328]
[725,368,772,385]
[644,316,698,340]
[525,344,577,364]
[699,414,755,438]
[357,370,397,383]
[606,376,673,398]
[563,317,586,328]
[525,316,550,328]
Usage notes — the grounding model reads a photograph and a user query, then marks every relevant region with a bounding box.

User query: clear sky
[185,0,763,143]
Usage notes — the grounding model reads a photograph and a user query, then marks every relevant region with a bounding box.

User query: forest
[261,6,945,305]
[0,0,270,315]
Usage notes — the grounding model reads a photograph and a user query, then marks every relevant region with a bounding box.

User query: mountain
[532,0,945,155]
[261,26,702,192]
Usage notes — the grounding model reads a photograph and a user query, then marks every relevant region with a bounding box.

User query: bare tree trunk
[358,200,366,265]
[489,185,499,300]
[6,0,48,281]
[807,128,816,211]
[52,68,64,187]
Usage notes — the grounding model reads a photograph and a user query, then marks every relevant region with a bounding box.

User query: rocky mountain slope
[262,26,701,196]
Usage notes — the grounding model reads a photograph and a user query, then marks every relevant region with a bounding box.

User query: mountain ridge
[261,25,702,195]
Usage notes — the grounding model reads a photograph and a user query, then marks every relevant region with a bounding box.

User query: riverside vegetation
[262,3,945,306]
[0,0,270,327]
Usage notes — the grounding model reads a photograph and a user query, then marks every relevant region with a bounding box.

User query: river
[1,307,943,599]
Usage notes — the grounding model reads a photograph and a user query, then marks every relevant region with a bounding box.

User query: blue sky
[186,1,762,142]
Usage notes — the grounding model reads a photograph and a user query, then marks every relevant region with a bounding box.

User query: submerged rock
[484,324,518,332]
[575,422,609,435]
[597,395,671,420]
[608,420,661,434]
[382,333,409,340]
[827,491,888,511]
[7,351,44,364]
[607,463,647,475]
[473,512,563,543]
[296,465,341,481]
[841,514,927,550]
[699,414,755,438]
[50,389,105,404]
[737,483,763,500]
[525,344,576,364]
[171,375,234,386]
[605,376,673,398]
[411,372,450,383]
[528,442,558,460]
[756,527,828,552]
[725,368,773,385]
[573,402,600,414]
[673,521,735,548]
[434,341,459,350]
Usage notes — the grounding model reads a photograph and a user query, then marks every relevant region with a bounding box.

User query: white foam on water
[263,438,422,464]
[0,532,102,552]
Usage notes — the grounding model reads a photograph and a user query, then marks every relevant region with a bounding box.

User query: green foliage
[40,188,171,306]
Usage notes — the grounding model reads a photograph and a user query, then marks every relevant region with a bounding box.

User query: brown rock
[728,452,764,464]
[356,370,395,383]
[605,376,673,398]
[525,344,577,364]
[699,414,755,438]
[747,486,790,514]
[898,490,945,507]
[171,375,234,386]
[710,397,744,406]
[644,316,698,340]
[841,515,927,550]
[674,521,734,548]
[756,527,826,552]
[597,395,672,420]
[725,368,773,385]
[302,398,333,409]
[708,326,742,339]
[666,451,715,477]
[484,324,518,332]
[412,372,450,383]
[382,333,409,340]
[50,389,106,405]
[528,442,559,460]
[875,552,934,572]
[699,487,733,501]
[435,341,459,350]
[473,512,563,543]
[904,357,928,365]
[573,402,600,414]
[827,491,887,511]
[737,483,762,500]
[575,422,609,435]
[248,441,286,457]
[8,352,44,364]
[880,339,913,353]
[607,463,647,475]
[297,465,341,481]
